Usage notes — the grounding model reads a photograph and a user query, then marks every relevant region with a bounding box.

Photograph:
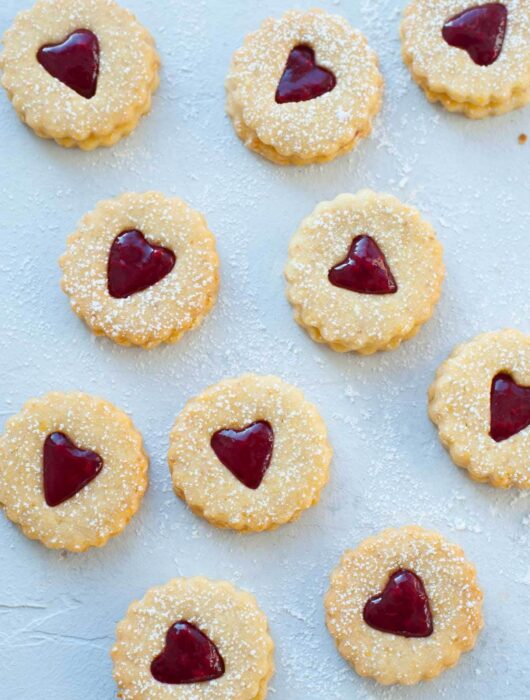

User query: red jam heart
[275,45,336,104]
[489,373,530,442]
[328,235,398,295]
[211,421,274,490]
[442,3,508,66]
[151,621,225,685]
[363,570,433,638]
[37,29,100,99]
[107,230,176,299]
[43,432,103,508]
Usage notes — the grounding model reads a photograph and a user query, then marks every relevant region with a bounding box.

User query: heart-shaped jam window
[211,421,274,490]
[151,621,225,685]
[490,373,530,442]
[328,235,398,295]
[107,229,176,299]
[37,29,100,99]
[43,432,103,507]
[276,44,336,104]
[363,569,433,638]
[442,3,508,66]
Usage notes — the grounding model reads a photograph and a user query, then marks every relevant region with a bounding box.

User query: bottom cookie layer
[404,59,530,119]
[291,307,427,354]
[8,71,159,150]
[226,92,378,166]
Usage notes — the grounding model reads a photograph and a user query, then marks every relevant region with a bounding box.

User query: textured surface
[0,0,529,698]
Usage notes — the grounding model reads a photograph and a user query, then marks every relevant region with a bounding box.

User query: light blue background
[0,1,529,698]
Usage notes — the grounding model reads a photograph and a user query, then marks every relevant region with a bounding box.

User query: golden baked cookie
[285,191,444,354]
[0,392,148,552]
[401,1,530,118]
[225,8,383,165]
[429,329,530,488]
[325,525,483,686]
[167,374,332,532]
[59,192,220,349]
[112,577,274,700]
[0,0,160,149]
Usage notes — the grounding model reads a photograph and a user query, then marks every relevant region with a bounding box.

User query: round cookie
[167,374,332,532]
[112,577,274,700]
[325,525,483,686]
[401,0,530,118]
[429,329,530,488]
[225,8,383,165]
[0,0,159,149]
[60,192,220,349]
[0,392,148,552]
[285,191,444,354]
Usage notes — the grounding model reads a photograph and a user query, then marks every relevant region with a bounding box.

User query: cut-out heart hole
[328,235,398,295]
[43,432,103,507]
[37,29,100,99]
[442,3,508,66]
[211,421,274,490]
[107,229,176,299]
[490,372,530,442]
[151,620,225,685]
[275,44,336,104]
[363,569,433,638]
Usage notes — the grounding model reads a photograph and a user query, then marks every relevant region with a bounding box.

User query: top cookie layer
[0,0,159,147]
[226,8,383,164]
[60,192,220,349]
[168,374,332,532]
[285,191,444,354]
[325,525,483,685]
[401,0,530,107]
[429,329,530,488]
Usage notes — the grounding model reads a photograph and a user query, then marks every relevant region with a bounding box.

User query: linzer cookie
[0,0,160,149]
[167,374,332,532]
[225,8,383,165]
[285,191,444,354]
[429,329,530,488]
[59,192,220,349]
[112,577,274,699]
[325,526,483,685]
[0,392,148,551]
[401,1,530,118]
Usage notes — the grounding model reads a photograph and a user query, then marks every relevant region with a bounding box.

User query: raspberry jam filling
[37,29,100,99]
[489,372,530,442]
[151,621,225,685]
[442,3,508,67]
[107,230,176,299]
[328,235,398,295]
[43,432,103,507]
[363,569,433,638]
[211,421,274,490]
[276,45,336,104]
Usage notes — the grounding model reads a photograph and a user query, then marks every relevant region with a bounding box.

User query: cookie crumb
[518,133,527,145]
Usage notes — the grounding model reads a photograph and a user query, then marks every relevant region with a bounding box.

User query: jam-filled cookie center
[37,29,100,99]
[328,235,398,295]
[275,44,336,104]
[107,229,176,299]
[442,3,508,67]
[363,569,433,638]
[43,432,103,507]
[211,420,274,490]
[490,372,530,442]
[151,620,225,685]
